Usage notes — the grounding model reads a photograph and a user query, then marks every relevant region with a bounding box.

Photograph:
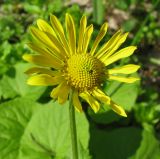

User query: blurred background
[0,0,160,159]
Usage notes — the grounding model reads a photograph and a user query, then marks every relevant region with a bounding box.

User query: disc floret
[64,54,105,92]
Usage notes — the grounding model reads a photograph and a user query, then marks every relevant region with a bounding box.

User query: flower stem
[69,89,79,159]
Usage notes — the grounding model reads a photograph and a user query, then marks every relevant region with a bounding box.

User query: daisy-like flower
[23,13,140,117]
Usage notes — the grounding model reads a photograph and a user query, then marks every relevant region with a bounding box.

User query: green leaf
[0,98,90,159]
[88,106,121,124]
[92,0,105,24]
[24,3,41,14]
[19,101,90,159]
[0,98,41,159]
[114,0,129,10]
[106,80,139,111]
[129,126,160,159]
[48,0,63,13]
[122,19,137,32]
[0,63,46,101]
[90,125,160,159]
[78,142,91,159]
[90,127,142,159]
[134,102,160,124]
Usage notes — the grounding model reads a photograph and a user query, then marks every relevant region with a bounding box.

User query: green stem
[69,89,79,159]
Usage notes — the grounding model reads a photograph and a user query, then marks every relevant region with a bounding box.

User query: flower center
[64,54,105,92]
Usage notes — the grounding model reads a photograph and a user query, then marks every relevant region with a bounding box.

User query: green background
[0,0,160,158]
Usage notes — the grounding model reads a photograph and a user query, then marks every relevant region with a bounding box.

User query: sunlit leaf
[18,101,90,159]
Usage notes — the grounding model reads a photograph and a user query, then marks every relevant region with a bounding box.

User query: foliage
[0,0,160,158]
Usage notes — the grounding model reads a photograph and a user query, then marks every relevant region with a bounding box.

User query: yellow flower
[23,13,140,117]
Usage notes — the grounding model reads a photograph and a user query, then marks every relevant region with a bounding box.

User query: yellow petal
[24,67,60,76]
[50,14,64,35]
[108,64,140,74]
[101,32,129,61]
[29,26,61,56]
[50,82,69,104]
[58,83,70,104]
[50,83,62,99]
[50,14,70,55]
[110,101,127,117]
[27,74,61,86]
[77,15,87,53]
[30,26,64,58]
[46,33,69,57]
[103,46,137,66]
[108,75,140,83]
[37,19,57,37]
[73,90,83,112]
[27,43,64,60]
[93,88,127,117]
[22,54,63,69]
[90,22,108,56]
[27,43,50,56]
[82,24,93,53]
[80,92,100,113]
[96,29,122,58]
[92,88,110,105]
[65,13,76,55]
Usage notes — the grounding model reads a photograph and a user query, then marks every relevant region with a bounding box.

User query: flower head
[23,13,140,117]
